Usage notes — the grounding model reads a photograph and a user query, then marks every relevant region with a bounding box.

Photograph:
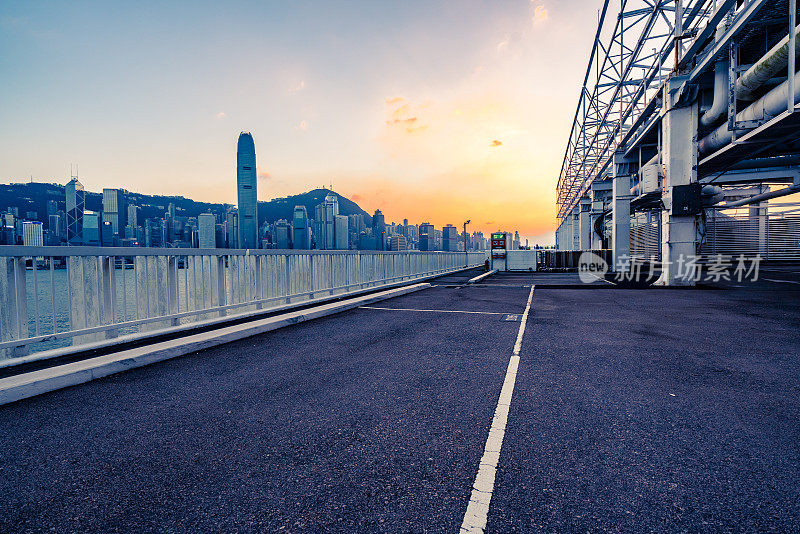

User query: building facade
[334,214,349,250]
[314,194,339,250]
[292,205,311,250]
[102,189,121,235]
[65,177,85,245]
[236,132,258,249]
[443,224,459,252]
[198,213,217,248]
[22,221,44,247]
[419,223,435,251]
[372,209,386,251]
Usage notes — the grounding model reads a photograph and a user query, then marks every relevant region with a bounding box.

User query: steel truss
[556,0,731,221]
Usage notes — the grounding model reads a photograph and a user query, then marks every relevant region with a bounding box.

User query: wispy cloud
[292,80,306,92]
[215,112,227,119]
[295,120,308,131]
[532,3,548,25]
[384,98,427,133]
[490,139,503,147]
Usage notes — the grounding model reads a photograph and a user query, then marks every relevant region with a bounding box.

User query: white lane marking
[763,278,800,285]
[460,285,535,533]
[469,284,533,288]
[358,306,510,316]
[582,272,616,285]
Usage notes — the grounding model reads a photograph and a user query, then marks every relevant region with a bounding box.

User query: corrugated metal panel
[702,202,800,260]
[630,212,661,260]
[506,250,538,271]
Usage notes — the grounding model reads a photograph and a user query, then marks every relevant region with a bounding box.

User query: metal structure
[0,247,486,359]
[555,0,800,284]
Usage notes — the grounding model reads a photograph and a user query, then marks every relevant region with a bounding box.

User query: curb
[468,269,498,284]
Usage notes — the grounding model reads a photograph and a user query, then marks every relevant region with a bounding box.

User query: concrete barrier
[468,269,498,284]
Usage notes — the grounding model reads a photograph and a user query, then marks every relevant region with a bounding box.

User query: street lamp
[463,219,471,267]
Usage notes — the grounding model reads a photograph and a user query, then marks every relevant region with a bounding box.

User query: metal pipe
[728,154,800,169]
[737,22,800,101]
[717,183,800,208]
[699,69,800,154]
[789,0,797,113]
[700,25,730,127]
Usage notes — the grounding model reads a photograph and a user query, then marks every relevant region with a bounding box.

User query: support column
[572,206,580,250]
[612,153,633,271]
[749,185,768,258]
[661,76,699,285]
[591,194,603,250]
[579,197,592,250]
[591,181,612,250]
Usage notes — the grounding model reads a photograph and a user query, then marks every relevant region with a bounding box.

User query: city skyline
[0,0,601,245]
[1,177,527,252]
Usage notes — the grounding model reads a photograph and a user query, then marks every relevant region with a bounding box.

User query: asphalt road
[1,269,799,532]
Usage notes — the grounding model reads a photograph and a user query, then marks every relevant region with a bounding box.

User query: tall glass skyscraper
[236,132,258,249]
[65,177,85,245]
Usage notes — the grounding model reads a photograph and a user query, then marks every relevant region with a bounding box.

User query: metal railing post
[217,256,227,317]
[102,256,118,338]
[167,256,179,326]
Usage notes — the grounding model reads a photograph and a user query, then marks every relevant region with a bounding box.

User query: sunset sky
[0,0,601,245]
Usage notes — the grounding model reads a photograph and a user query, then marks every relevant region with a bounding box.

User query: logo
[578,251,608,284]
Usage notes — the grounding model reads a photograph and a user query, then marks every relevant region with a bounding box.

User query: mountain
[258,188,372,225]
[0,182,372,226]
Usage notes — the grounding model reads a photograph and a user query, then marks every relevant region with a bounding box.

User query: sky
[0,0,602,245]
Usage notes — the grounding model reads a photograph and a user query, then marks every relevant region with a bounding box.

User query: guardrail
[0,246,487,359]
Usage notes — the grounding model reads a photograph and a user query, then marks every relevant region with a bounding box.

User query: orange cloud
[490,139,503,147]
[384,99,427,133]
[532,4,548,25]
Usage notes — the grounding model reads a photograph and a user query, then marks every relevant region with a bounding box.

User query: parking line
[763,278,800,285]
[460,285,535,533]
[358,306,508,316]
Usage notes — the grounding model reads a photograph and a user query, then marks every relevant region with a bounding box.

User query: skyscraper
[83,211,101,246]
[65,177,85,245]
[443,224,459,252]
[419,223,435,251]
[127,204,140,229]
[237,132,258,249]
[102,189,120,235]
[373,209,386,251]
[314,194,339,250]
[198,213,216,248]
[292,205,311,249]
[334,215,349,250]
[274,219,292,249]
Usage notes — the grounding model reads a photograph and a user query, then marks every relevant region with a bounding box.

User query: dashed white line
[460,284,535,533]
[763,278,800,285]
[358,306,510,316]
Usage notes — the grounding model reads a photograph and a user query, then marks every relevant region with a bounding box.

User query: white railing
[0,247,486,359]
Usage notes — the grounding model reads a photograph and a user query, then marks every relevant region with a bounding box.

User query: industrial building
[554,0,800,285]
